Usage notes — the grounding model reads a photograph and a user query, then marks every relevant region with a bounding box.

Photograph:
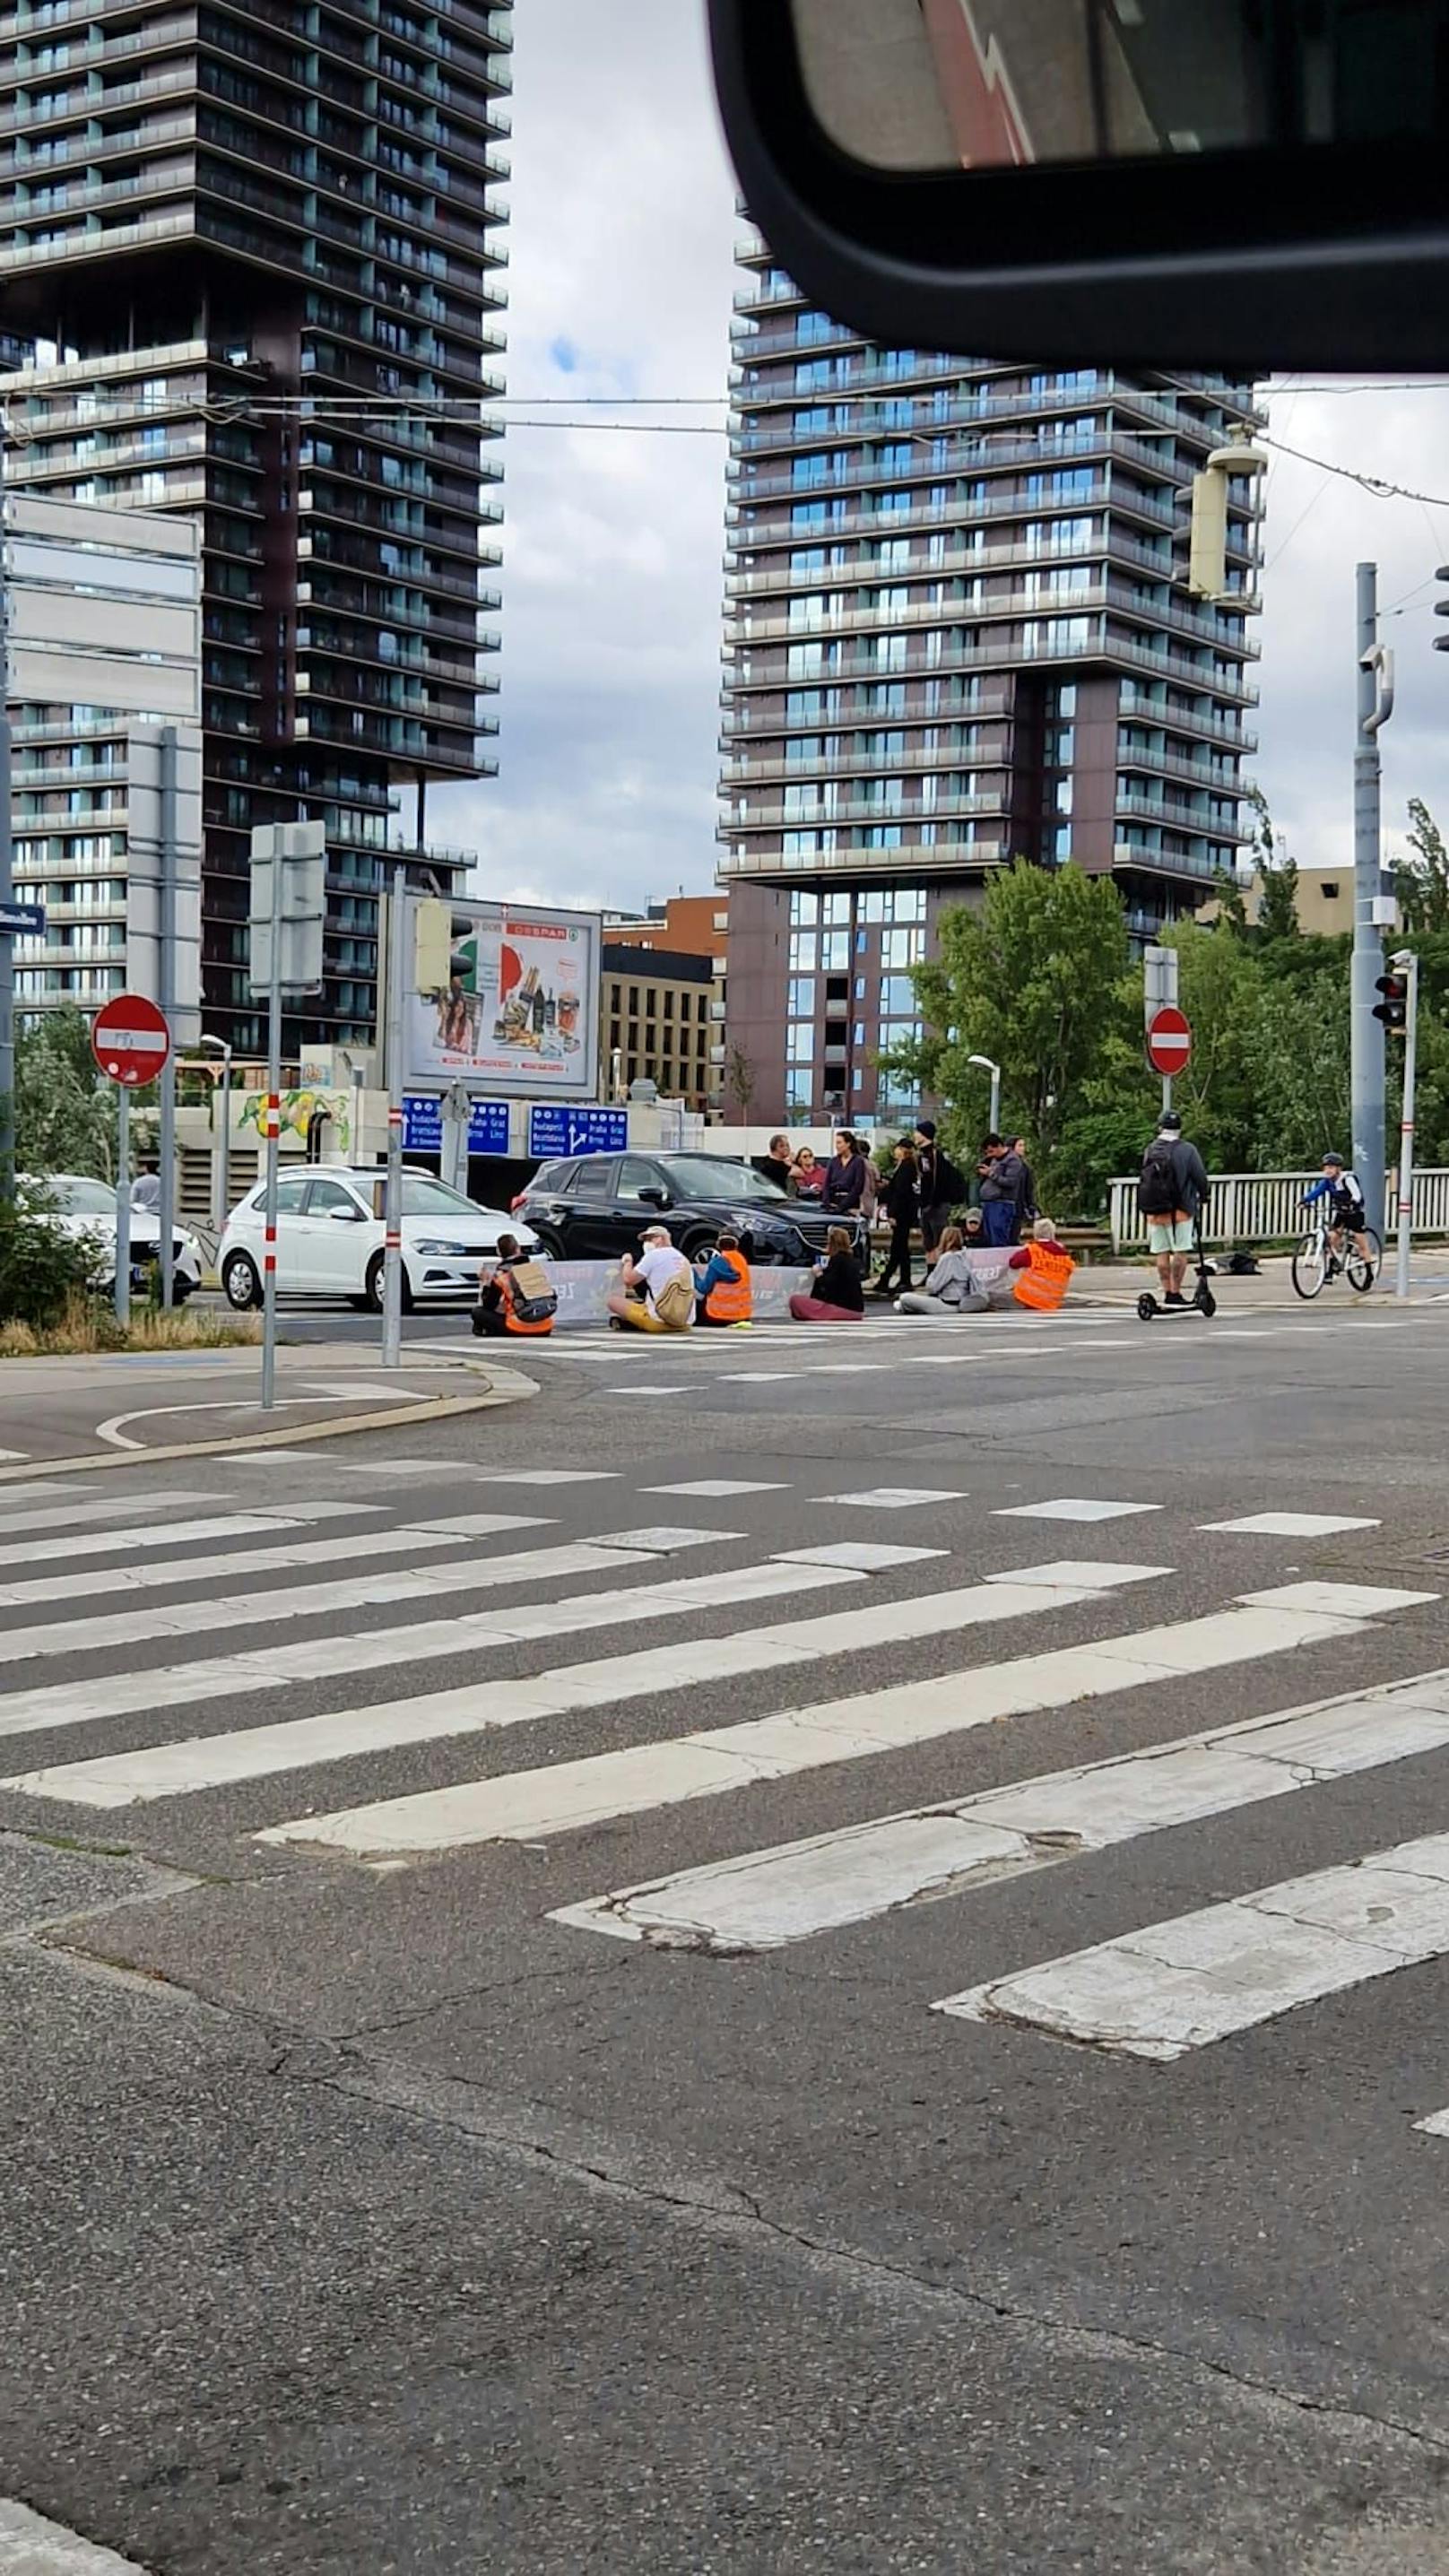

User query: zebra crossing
[4,1463,1449,2091]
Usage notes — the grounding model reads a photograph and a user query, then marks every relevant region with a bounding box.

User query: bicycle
[1290,1212,1382,1301]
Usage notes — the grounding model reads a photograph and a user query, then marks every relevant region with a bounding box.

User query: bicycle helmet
[1322,1150,1346,1167]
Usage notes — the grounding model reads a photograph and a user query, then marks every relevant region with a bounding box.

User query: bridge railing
[1107,1167,1449,1253]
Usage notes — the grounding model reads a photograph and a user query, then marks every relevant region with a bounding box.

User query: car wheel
[529,1227,565,1261]
[681,1227,718,1262]
[222,1252,262,1310]
[364,1252,415,1314]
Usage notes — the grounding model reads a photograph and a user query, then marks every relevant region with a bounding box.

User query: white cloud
[433,8,1449,909]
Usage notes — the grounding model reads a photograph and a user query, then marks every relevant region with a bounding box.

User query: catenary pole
[1352,562,1393,1241]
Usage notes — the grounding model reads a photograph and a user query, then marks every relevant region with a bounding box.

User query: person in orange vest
[473,1234,558,1338]
[692,1229,753,1329]
[1008,1217,1075,1314]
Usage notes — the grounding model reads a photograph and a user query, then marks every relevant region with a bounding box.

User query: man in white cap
[606,1223,697,1333]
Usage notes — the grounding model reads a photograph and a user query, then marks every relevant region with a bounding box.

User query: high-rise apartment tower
[721,228,1266,1129]
[0,0,511,1049]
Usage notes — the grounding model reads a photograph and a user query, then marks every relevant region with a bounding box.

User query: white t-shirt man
[635,1238,692,1315]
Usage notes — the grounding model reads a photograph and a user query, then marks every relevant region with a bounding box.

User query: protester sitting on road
[871,1140,919,1297]
[820,1130,868,1216]
[693,1229,753,1329]
[792,1147,825,1200]
[896,1224,991,1317]
[473,1233,559,1340]
[606,1224,696,1333]
[1137,1110,1210,1308]
[755,1133,796,1193]
[1007,1217,1076,1314]
[790,1226,865,1323]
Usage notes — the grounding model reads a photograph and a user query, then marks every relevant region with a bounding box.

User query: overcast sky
[429,0,1449,911]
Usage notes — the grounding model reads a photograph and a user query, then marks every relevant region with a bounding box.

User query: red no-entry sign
[1146,1005,1193,1077]
[91,993,171,1086]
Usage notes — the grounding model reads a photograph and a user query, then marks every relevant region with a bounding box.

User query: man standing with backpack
[1138,1111,1210,1308]
[914,1121,964,1259]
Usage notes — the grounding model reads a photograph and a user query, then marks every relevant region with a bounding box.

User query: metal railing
[1108,1167,1449,1251]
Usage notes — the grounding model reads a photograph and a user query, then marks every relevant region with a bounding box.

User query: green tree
[1393,798,1449,935]
[14,1007,117,1180]
[1255,849,1300,943]
[889,860,1132,1165]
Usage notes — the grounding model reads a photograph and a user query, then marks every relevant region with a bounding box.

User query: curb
[0,1366,539,1481]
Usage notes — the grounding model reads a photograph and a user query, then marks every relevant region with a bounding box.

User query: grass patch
[0,1290,261,1357]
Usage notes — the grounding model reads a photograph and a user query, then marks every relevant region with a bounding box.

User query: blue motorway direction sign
[402,1095,509,1156]
[528,1105,629,1159]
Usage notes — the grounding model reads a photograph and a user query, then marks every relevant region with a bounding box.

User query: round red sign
[91,993,171,1086]
[1146,1005,1193,1077]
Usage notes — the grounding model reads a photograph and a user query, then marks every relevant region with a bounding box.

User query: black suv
[516,1152,868,1266]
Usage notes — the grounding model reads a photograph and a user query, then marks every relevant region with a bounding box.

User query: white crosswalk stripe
[556,1645,1447,1954]
[0,1553,855,1749]
[256,1578,1367,1860]
[936,1826,1449,2059]
[9,1473,1449,2094]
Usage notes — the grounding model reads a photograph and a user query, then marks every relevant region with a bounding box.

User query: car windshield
[658,1157,790,1203]
[51,1177,116,1217]
[399,1175,480,1217]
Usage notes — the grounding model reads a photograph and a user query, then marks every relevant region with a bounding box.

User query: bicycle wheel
[1346,1229,1382,1294]
[1291,1230,1327,1300]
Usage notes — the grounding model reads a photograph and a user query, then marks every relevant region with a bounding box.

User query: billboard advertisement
[403,898,600,1099]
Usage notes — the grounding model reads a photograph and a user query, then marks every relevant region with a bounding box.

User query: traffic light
[1435,567,1449,652]
[1375,970,1410,1033]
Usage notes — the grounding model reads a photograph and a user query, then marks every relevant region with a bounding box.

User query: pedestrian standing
[1011,1136,1038,1228]
[821,1130,868,1218]
[792,1147,825,1199]
[976,1134,1021,1246]
[1137,1110,1209,1308]
[756,1133,796,1193]
[131,1158,161,1211]
[872,1140,919,1296]
[914,1120,965,1259]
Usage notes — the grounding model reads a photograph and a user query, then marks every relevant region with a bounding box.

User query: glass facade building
[720,228,1266,1127]
[0,0,511,1052]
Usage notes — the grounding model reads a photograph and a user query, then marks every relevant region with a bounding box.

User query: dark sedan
[515,1152,869,1266]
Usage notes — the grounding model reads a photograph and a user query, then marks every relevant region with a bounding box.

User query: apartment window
[787,977,814,1018]
[882,927,924,967]
[790,890,820,926]
[789,932,819,971]
[786,1024,813,1065]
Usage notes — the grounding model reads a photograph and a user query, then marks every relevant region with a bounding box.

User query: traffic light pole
[1394,949,1419,1301]
[382,870,406,1368]
[1352,563,1393,1243]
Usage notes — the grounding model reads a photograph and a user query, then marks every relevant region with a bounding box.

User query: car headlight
[414,1238,476,1256]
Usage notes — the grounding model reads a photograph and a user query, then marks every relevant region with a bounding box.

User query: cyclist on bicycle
[1303,1151,1372,1269]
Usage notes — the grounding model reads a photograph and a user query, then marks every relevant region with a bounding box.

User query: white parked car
[21,1173,204,1302]
[218,1166,537,1312]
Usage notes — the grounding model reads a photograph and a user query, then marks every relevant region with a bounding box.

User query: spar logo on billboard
[403,898,601,1100]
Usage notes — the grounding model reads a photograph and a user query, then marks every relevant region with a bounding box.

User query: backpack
[505,1259,560,1326]
[1138,1138,1181,1218]
[653,1268,696,1329]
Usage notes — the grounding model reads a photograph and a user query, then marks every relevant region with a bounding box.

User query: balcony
[724,791,1006,830]
[724,577,1259,661]
[724,524,1254,602]
[721,685,1013,738]
[1116,740,1247,791]
[719,837,1010,885]
[725,627,1261,707]
[731,381,1240,458]
[1111,841,1225,883]
[727,426,1199,507]
[722,739,1011,789]
[1118,790,1244,841]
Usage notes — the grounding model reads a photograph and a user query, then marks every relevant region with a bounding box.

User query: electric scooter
[1136,1216,1217,1323]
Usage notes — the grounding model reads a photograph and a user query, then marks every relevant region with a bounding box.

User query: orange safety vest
[1011,1241,1075,1314]
[704,1247,753,1323]
[495,1263,556,1337]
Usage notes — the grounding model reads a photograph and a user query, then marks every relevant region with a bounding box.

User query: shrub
[0,1188,107,1331]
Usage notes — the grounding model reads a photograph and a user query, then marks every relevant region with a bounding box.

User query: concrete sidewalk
[0,1338,536,1471]
[1073,1248,1449,1309]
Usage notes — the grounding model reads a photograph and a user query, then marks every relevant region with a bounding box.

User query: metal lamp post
[967,1053,1002,1132]
[192,1033,233,1233]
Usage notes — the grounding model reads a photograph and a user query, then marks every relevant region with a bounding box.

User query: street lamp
[191,1033,233,1233]
[967,1053,1002,1132]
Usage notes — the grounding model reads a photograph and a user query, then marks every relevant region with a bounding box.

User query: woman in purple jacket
[820,1131,868,1215]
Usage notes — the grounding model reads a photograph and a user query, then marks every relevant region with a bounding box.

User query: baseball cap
[641,1223,672,1244]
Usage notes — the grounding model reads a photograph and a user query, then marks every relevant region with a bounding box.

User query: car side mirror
[331,1207,365,1221]
[638,1186,670,1210]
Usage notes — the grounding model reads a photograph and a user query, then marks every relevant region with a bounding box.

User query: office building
[5,493,203,1024]
[601,893,729,1110]
[0,0,511,1052]
[602,942,713,1113]
[721,230,1266,1127]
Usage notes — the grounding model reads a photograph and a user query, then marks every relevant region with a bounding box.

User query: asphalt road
[8,1303,1449,2571]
